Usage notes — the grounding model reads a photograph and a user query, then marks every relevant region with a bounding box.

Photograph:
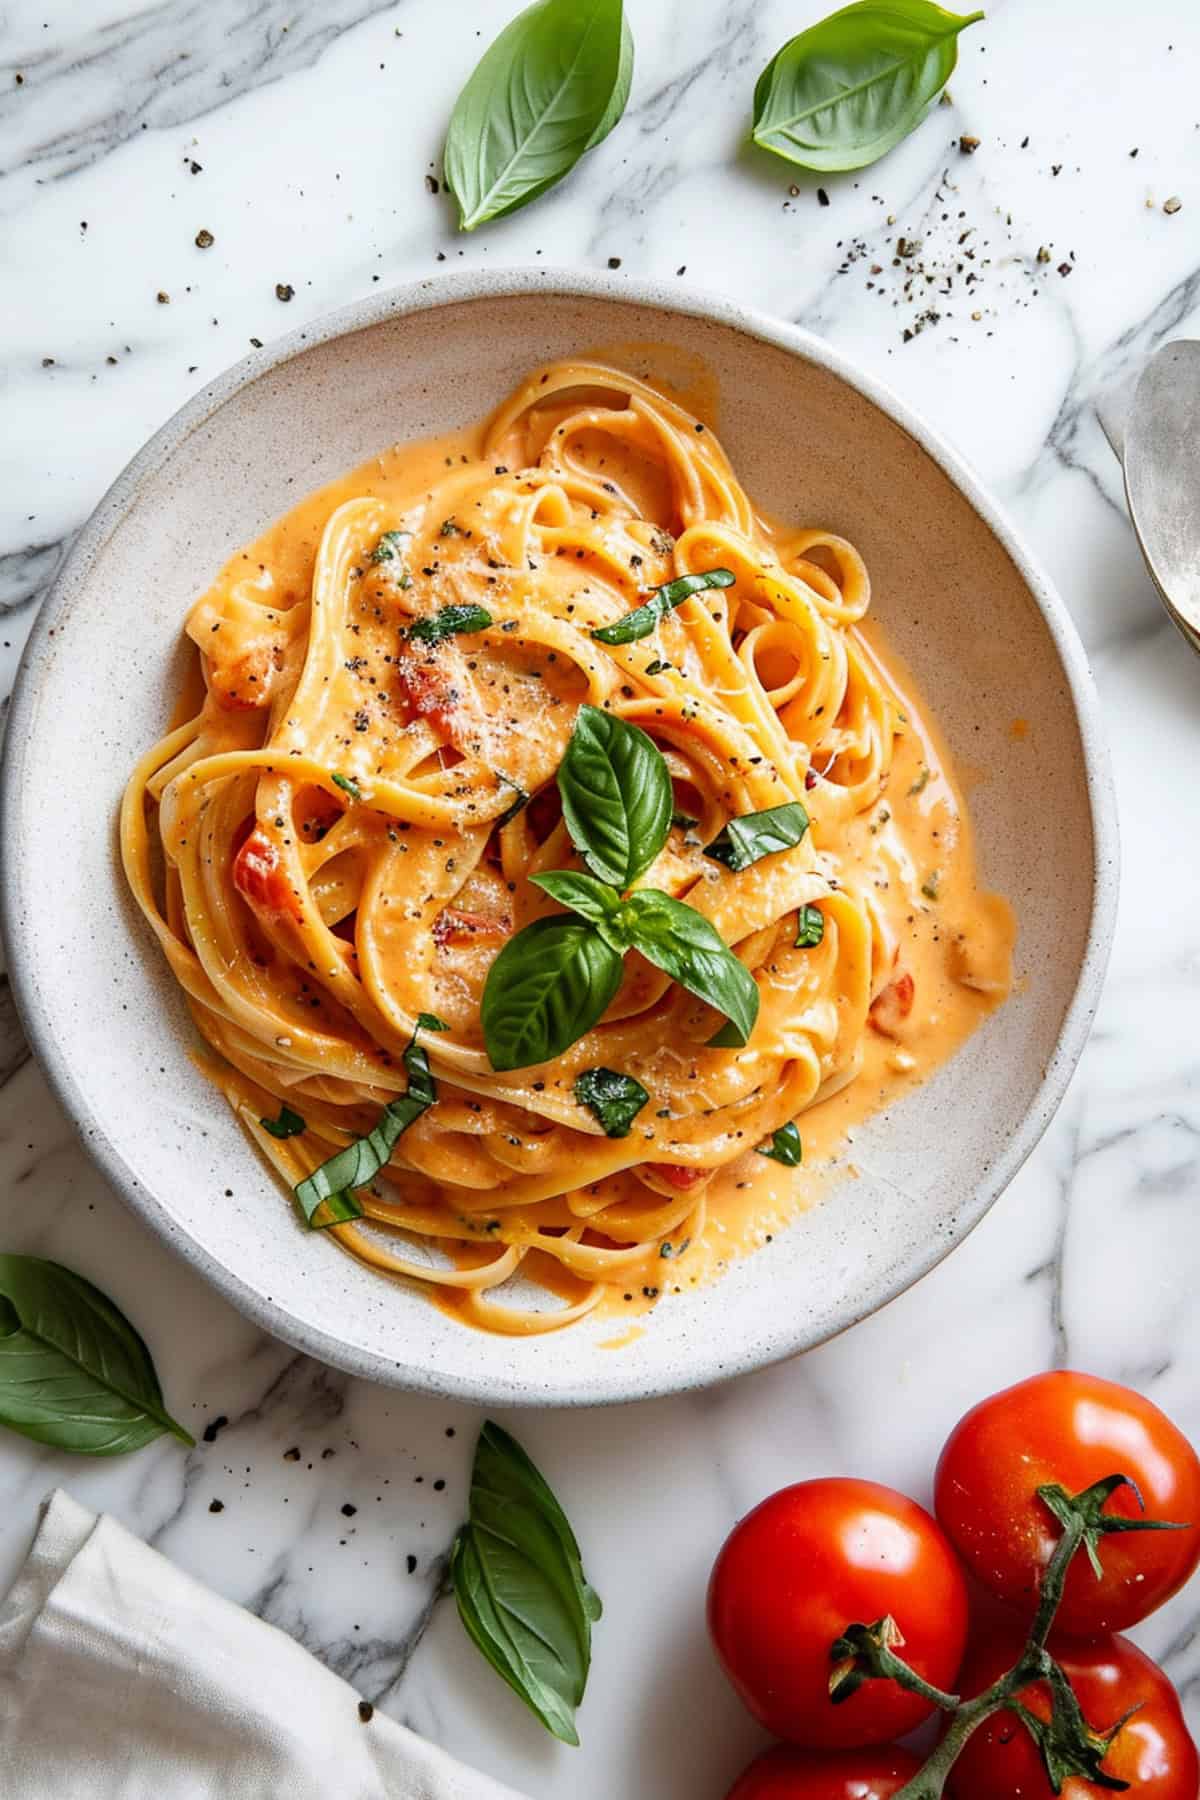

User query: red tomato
[947,1626,1198,1799]
[708,1478,969,1747]
[232,828,303,920]
[726,1745,922,1799]
[935,1372,1200,1635]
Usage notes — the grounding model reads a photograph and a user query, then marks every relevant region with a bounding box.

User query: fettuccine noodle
[122,361,1013,1334]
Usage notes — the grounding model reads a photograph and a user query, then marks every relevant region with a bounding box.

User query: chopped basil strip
[416,1011,450,1031]
[591,568,735,646]
[331,772,362,800]
[496,775,530,827]
[260,1105,306,1140]
[671,810,699,831]
[758,1122,803,1166]
[294,1032,437,1226]
[644,659,671,675]
[371,529,410,564]
[795,904,825,949]
[908,764,931,796]
[922,870,941,901]
[371,530,413,588]
[440,517,464,536]
[704,801,809,872]
[406,604,494,645]
[574,1067,650,1138]
[309,1189,365,1229]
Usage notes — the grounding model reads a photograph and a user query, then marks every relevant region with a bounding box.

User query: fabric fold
[0,1490,527,1800]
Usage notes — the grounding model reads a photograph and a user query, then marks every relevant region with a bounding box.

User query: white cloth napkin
[0,1490,528,1799]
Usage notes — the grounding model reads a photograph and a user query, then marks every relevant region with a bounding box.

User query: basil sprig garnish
[482,710,761,1070]
[758,1122,803,1166]
[575,1066,650,1138]
[556,704,672,889]
[260,1104,306,1139]
[451,1422,601,1744]
[592,567,735,646]
[406,604,493,646]
[752,0,984,174]
[705,801,810,872]
[294,1018,446,1227]
[444,0,633,233]
[0,1255,194,1454]
[795,904,825,949]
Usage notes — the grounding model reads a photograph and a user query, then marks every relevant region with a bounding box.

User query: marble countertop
[2,1,1199,1794]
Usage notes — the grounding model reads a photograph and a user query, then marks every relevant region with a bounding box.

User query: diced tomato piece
[232,829,302,920]
[648,1163,711,1191]
[433,907,510,947]
[395,655,459,737]
[869,968,915,1038]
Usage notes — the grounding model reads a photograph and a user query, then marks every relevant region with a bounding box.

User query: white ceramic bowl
[0,272,1118,1405]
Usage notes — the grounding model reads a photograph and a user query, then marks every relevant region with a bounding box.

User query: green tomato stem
[877,1505,1089,1799]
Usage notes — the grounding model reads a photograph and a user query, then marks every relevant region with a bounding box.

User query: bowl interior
[1,280,1111,1403]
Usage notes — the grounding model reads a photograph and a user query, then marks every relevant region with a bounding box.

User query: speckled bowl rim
[0,269,1119,1404]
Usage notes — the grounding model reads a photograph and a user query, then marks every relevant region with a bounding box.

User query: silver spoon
[1099,338,1200,655]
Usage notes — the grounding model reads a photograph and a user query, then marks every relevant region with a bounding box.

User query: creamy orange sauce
[128,358,1014,1337]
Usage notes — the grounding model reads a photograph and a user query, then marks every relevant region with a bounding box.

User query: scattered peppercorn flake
[276,282,294,301]
[195,228,214,249]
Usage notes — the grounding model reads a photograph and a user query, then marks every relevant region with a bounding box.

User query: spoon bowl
[1122,338,1200,653]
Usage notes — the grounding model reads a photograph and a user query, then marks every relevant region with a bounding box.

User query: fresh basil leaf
[557,704,672,888]
[0,1255,194,1454]
[416,1011,450,1031]
[591,567,735,646]
[406,604,493,646]
[451,1422,601,1745]
[482,915,624,1071]
[758,1121,803,1166]
[621,891,759,1045]
[795,904,825,948]
[704,801,809,871]
[532,869,623,935]
[752,0,984,174]
[444,0,632,233]
[575,1066,650,1137]
[260,1104,306,1139]
[331,772,361,800]
[295,1035,437,1225]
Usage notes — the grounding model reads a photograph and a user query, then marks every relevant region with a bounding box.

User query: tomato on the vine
[725,1745,922,1798]
[947,1625,1198,1799]
[708,1477,968,1747]
[935,1371,1200,1634]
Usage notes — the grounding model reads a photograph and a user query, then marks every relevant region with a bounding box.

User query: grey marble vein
[1,0,401,196]
[0,978,31,1093]
[0,533,72,619]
